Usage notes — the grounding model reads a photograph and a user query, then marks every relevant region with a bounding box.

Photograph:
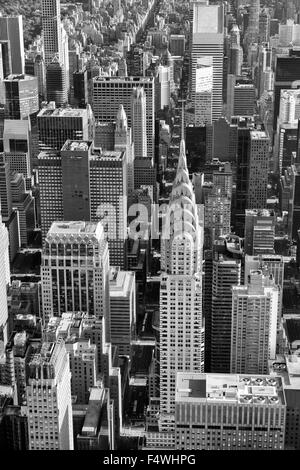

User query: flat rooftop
[48,221,99,235]
[176,372,285,405]
[38,107,87,118]
[4,74,36,82]
[94,76,154,83]
[250,130,269,139]
[61,140,90,152]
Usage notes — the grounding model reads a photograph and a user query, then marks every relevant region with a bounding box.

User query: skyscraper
[109,267,136,356]
[41,221,110,329]
[191,3,224,120]
[246,0,260,44]
[38,142,127,268]
[231,270,278,375]
[37,102,93,152]
[26,339,74,450]
[244,209,276,256]
[175,371,286,450]
[114,105,134,196]
[210,236,242,373]
[247,130,269,209]
[3,75,39,120]
[158,138,204,435]
[92,76,155,158]
[131,87,147,159]
[0,210,10,353]
[0,16,25,75]
[46,58,68,107]
[41,0,62,66]
[194,56,213,126]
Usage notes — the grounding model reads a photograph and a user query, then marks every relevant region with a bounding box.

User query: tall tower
[191,3,224,121]
[26,339,74,450]
[0,210,10,353]
[231,270,278,375]
[247,0,260,45]
[247,130,269,209]
[41,0,62,66]
[0,16,25,75]
[159,136,204,435]
[114,105,134,196]
[131,87,147,159]
[41,221,110,332]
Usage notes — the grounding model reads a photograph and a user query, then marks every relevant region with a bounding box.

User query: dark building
[46,58,68,107]
[185,125,206,172]
[126,46,145,77]
[0,394,28,450]
[234,124,250,236]
[274,53,300,131]
[73,69,88,108]
[210,235,242,374]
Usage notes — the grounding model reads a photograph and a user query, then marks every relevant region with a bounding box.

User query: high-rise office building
[194,56,213,126]
[92,76,155,158]
[0,16,25,75]
[226,75,256,120]
[158,138,204,435]
[204,191,231,246]
[0,210,9,353]
[191,3,224,120]
[244,209,276,255]
[245,254,285,328]
[175,371,286,450]
[46,59,68,107]
[38,142,127,268]
[41,221,110,328]
[0,153,20,262]
[3,75,39,120]
[37,102,93,152]
[169,35,185,57]
[41,0,62,66]
[247,130,269,209]
[109,267,136,356]
[259,8,270,43]
[231,270,279,375]
[210,236,242,373]
[3,119,32,178]
[131,87,147,159]
[288,163,300,241]
[274,53,300,131]
[26,339,74,450]
[44,316,97,404]
[114,105,134,196]
[246,0,260,44]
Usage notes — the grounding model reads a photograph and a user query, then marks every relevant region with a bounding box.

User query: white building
[92,76,155,158]
[231,270,279,375]
[191,3,224,120]
[194,56,213,126]
[131,87,147,159]
[247,130,270,209]
[175,371,286,450]
[114,105,134,197]
[109,267,136,356]
[41,221,110,330]
[158,137,204,435]
[26,339,74,450]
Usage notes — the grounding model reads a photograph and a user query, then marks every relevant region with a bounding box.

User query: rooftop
[38,107,87,118]
[61,140,90,152]
[176,372,285,405]
[48,221,99,235]
[285,318,300,344]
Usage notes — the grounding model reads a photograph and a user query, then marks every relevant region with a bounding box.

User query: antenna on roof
[178,99,186,141]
